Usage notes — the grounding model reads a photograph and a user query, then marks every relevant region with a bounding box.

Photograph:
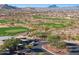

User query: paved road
[7,40,51,55]
[66,42,79,55]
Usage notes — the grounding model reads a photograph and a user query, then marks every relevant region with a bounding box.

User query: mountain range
[0,4,79,11]
[0,4,17,9]
[48,5,58,8]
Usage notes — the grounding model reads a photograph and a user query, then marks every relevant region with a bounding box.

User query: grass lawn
[0,27,29,36]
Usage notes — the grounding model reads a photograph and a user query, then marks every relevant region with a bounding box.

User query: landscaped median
[42,44,68,55]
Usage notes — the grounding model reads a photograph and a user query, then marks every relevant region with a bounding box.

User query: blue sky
[9,4,79,8]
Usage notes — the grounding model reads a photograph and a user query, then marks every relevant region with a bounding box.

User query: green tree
[47,35,60,45]
[0,45,6,53]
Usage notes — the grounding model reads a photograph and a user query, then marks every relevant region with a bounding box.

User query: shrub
[26,45,33,49]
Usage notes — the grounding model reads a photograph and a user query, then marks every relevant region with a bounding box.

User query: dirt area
[43,44,68,55]
[0,24,9,28]
[0,41,3,45]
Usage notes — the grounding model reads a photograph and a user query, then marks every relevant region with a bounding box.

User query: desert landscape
[0,4,79,55]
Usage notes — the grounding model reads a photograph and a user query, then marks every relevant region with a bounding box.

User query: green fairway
[41,23,66,28]
[0,19,12,23]
[32,15,67,20]
[0,27,29,36]
[0,19,26,24]
[32,15,48,19]
[37,22,72,28]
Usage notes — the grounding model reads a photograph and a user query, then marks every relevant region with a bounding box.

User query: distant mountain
[0,4,17,9]
[48,5,58,8]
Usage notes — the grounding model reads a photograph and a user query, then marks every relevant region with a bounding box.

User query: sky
[9,4,79,8]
